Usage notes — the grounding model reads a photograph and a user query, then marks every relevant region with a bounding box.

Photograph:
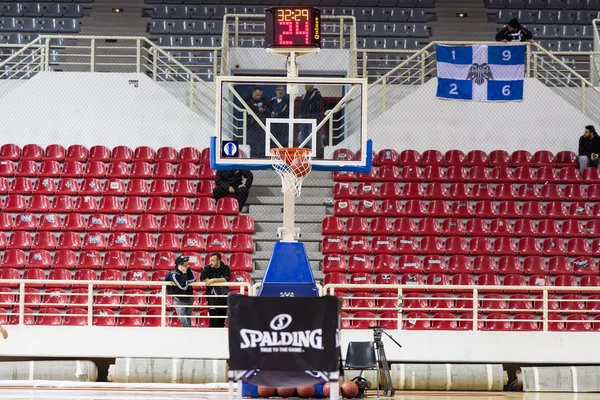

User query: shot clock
[265,7,321,49]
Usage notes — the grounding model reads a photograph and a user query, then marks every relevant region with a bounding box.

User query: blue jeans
[578,155,600,175]
[173,298,193,328]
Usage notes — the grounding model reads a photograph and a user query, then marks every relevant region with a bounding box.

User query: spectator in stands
[0,325,7,339]
[578,125,600,174]
[213,169,253,212]
[246,87,271,158]
[270,85,290,148]
[297,85,323,147]
[200,252,231,328]
[165,255,196,328]
[495,18,533,43]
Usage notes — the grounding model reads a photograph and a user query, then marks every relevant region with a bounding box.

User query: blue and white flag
[436,44,525,102]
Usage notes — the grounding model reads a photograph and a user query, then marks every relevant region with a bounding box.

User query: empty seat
[518,184,541,200]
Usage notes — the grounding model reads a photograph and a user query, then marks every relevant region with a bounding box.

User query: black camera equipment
[369,325,402,396]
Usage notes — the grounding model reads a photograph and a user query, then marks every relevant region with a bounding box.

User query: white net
[270,148,313,197]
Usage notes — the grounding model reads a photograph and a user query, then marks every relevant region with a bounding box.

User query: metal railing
[322,284,600,332]
[593,19,600,86]
[0,280,251,327]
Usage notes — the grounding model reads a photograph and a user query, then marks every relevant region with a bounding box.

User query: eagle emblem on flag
[467,63,494,85]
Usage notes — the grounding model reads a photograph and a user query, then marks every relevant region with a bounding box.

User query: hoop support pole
[280,191,299,242]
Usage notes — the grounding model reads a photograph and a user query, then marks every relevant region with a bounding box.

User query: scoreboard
[265,7,321,49]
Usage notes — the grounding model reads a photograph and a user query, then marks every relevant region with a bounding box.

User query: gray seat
[7,33,25,45]
[410,23,429,37]
[344,342,380,400]
[410,10,429,21]
[171,6,190,19]
[577,40,593,51]
[585,0,600,8]
[43,4,62,18]
[0,35,8,45]
[556,40,577,51]
[546,0,565,8]
[373,23,392,37]
[575,10,598,23]
[486,0,508,8]
[157,36,180,47]
[4,4,22,18]
[530,25,543,38]
[62,5,83,18]
[321,38,341,49]
[190,7,211,19]
[398,0,418,6]
[208,21,223,35]
[507,0,527,8]
[170,20,189,35]
[556,10,577,23]
[541,25,561,38]
[355,8,373,21]
[153,6,170,19]
[211,6,227,20]
[19,18,39,32]
[370,8,392,21]
[565,0,584,9]
[497,10,519,23]
[58,19,80,33]
[561,25,581,38]
[388,23,410,37]
[22,4,42,17]
[581,25,595,39]
[389,9,410,21]
[356,23,373,37]
[527,0,546,7]
[358,38,381,49]
[537,11,556,23]
[404,39,421,50]
[518,11,537,24]
[39,18,59,33]
[379,0,399,5]
[150,20,170,35]
[188,21,210,35]
[0,18,17,32]
[417,0,436,7]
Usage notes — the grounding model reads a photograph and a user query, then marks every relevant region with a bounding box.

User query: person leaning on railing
[495,18,533,43]
[200,252,231,328]
[165,255,196,328]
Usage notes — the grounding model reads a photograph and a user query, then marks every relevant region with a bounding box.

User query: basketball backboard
[211,76,371,172]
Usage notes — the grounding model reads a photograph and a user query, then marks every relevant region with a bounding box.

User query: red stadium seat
[322,255,347,273]
[229,253,253,272]
[472,184,494,201]
[42,287,68,307]
[110,214,134,232]
[21,144,43,161]
[106,233,131,251]
[357,167,378,182]
[332,171,355,182]
[355,182,379,199]
[217,198,239,215]
[518,183,541,200]
[404,312,430,330]
[398,254,422,273]
[395,236,419,254]
[104,179,126,197]
[533,150,555,167]
[32,177,55,195]
[8,231,32,250]
[420,236,444,254]
[401,166,423,182]
[65,144,88,162]
[0,161,15,178]
[484,313,511,331]
[322,216,345,235]
[92,309,116,327]
[182,215,206,233]
[0,144,19,161]
[538,219,561,237]
[15,160,38,177]
[78,178,102,196]
[522,201,545,219]
[495,237,519,255]
[346,235,369,254]
[377,149,398,166]
[95,288,121,309]
[11,177,33,194]
[489,150,510,167]
[178,147,200,164]
[564,184,587,201]
[423,166,445,182]
[349,273,373,291]
[569,202,592,220]
[566,314,591,331]
[205,233,229,252]
[465,218,489,236]
[155,233,180,252]
[378,166,400,181]
[127,251,153,270]
[87,214,110,232]
[196,180,216,197]
[469,237,493,255]
[4,194,26,212]
[156,146,178,163]
[402,293,427,310]
[379,182,402,199]
[0,213,12,231]
[323,272,348,294]
[495,183,517,200]
[589,184,600,201]
[106,162,129,178]
[369,217,392,235]
[545,201,568,219]
[441,218,465,236]
[444,150,465,167]
[357,199,381,217]
[426,183,448,200]
[573,257,598,275]
[553,274,579,294]
[117,309,143,327]
[192,197,216,215]
[129,162,152,179]
[513,219,537,237]
[14,213,37,231]
[322,236,345,254]
[443,236,468,256]
[149,179,172,197]
[130,232,155,251]
[1,249,26,268]
[33,232,57,250]
[394,217,416,235]
[153,252,176,270]
[563,220,586,237]
[559,167,581,183]
[89,145,111,162]
[28,249,52,269]
[548,256,573,275]
[466,150,488,167]
[22,268,46,288]
[61,213,85,232]
[503,274,527,293]
[537,166,559,184]
[426,273,451,288]
[404,199,427,217]
[514,166,536,183]
[230,234,254,253]
[345,217,369,235]
[480,293,506,311]
[402,183,425,200]
[110,145,133,162]
[175,162,197,179]
[469,166,491,183]
[511,150,533,167]
[373,255,396,274]
[518,237,542,255]
[475,200,498,218]
[399,150,421,166]
[418,218,440,236]
[54,178,78,196]
[81,232,106,251]
[422,150,443,166]
[429,292,453,310]
[583,167,600,183]
[333,183,356,199]
[78,250,102,270]
[451,200,475,218]
[74,196,98,213]
[568,238,591,256]
[0,232,6,250]
[497,201,521,218]
[38,213,61,231]
[334,200,356,217]
[159,215,184,233]
[146,197,170,214]
[434,202,457,222]
[351,311,377,329]
[153,162,175,179]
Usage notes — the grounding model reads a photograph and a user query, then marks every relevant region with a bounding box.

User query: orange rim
[270,147,312,165]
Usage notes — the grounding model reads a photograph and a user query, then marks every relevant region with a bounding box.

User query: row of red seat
[342,310,599,331]
[0,268,252,289]
[324,216,600,237]
[0,178,216,197]
[333,165,585,183]
[1,250,253,271]
[0,232,254,252]
[0,160,216,180]
[323,272,599,293]
[334,199,600,219]
[323,254,597,275]
[334,182,600,200]
[0,195,236,215]
[323,234,600,256]
[0,144,212,165]
[0,307,213,327]
[0,213,253,233]
[334,148,576,168]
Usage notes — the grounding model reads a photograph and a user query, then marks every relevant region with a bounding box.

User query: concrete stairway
[246,170,334,281]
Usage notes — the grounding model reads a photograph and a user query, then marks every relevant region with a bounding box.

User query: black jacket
[246,96,270,127]
[299,88,323,121]
[165,267,196,301]
[579,134,600,158]
[495,26,533,42]
[200,264,231,306]
[215,169,253,191]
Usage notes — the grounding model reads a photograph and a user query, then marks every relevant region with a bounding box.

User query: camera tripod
[370,326,402,397]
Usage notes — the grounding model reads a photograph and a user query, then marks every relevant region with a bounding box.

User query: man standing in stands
[495,18,533,43]
[298,85,323,147]
[213,169,253,212]
[200,253,231,328]
[578,125,600,174]
[270,85,290,148]
[165,255,196,328]
[246,87,271,158]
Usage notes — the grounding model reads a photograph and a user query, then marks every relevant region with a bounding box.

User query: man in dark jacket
[578,125,600,174]
[270,85,290,148]
[246,87,271,158]
[298,85,323,147]
[495,18,533,43]
[165,255,196,328]
[200,252,231,328]
[213,169,253,212]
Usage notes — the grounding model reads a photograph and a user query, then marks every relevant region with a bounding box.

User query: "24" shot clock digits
[265,7,321,49]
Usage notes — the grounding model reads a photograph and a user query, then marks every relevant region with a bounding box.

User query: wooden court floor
[0,390,595,400]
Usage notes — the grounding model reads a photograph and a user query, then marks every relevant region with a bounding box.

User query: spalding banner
[228,295,340,374]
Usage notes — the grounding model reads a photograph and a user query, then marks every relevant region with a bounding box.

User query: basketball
[276,388,295,398]
[257,387,276,398]
[290,156,311,178]
[296,385,315,398]
[323,383,331,398]
[341,381,359,399]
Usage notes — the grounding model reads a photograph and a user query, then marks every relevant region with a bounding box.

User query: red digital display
[266,7,321,49]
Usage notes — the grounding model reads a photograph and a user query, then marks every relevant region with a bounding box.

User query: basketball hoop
[270,148,312,197]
